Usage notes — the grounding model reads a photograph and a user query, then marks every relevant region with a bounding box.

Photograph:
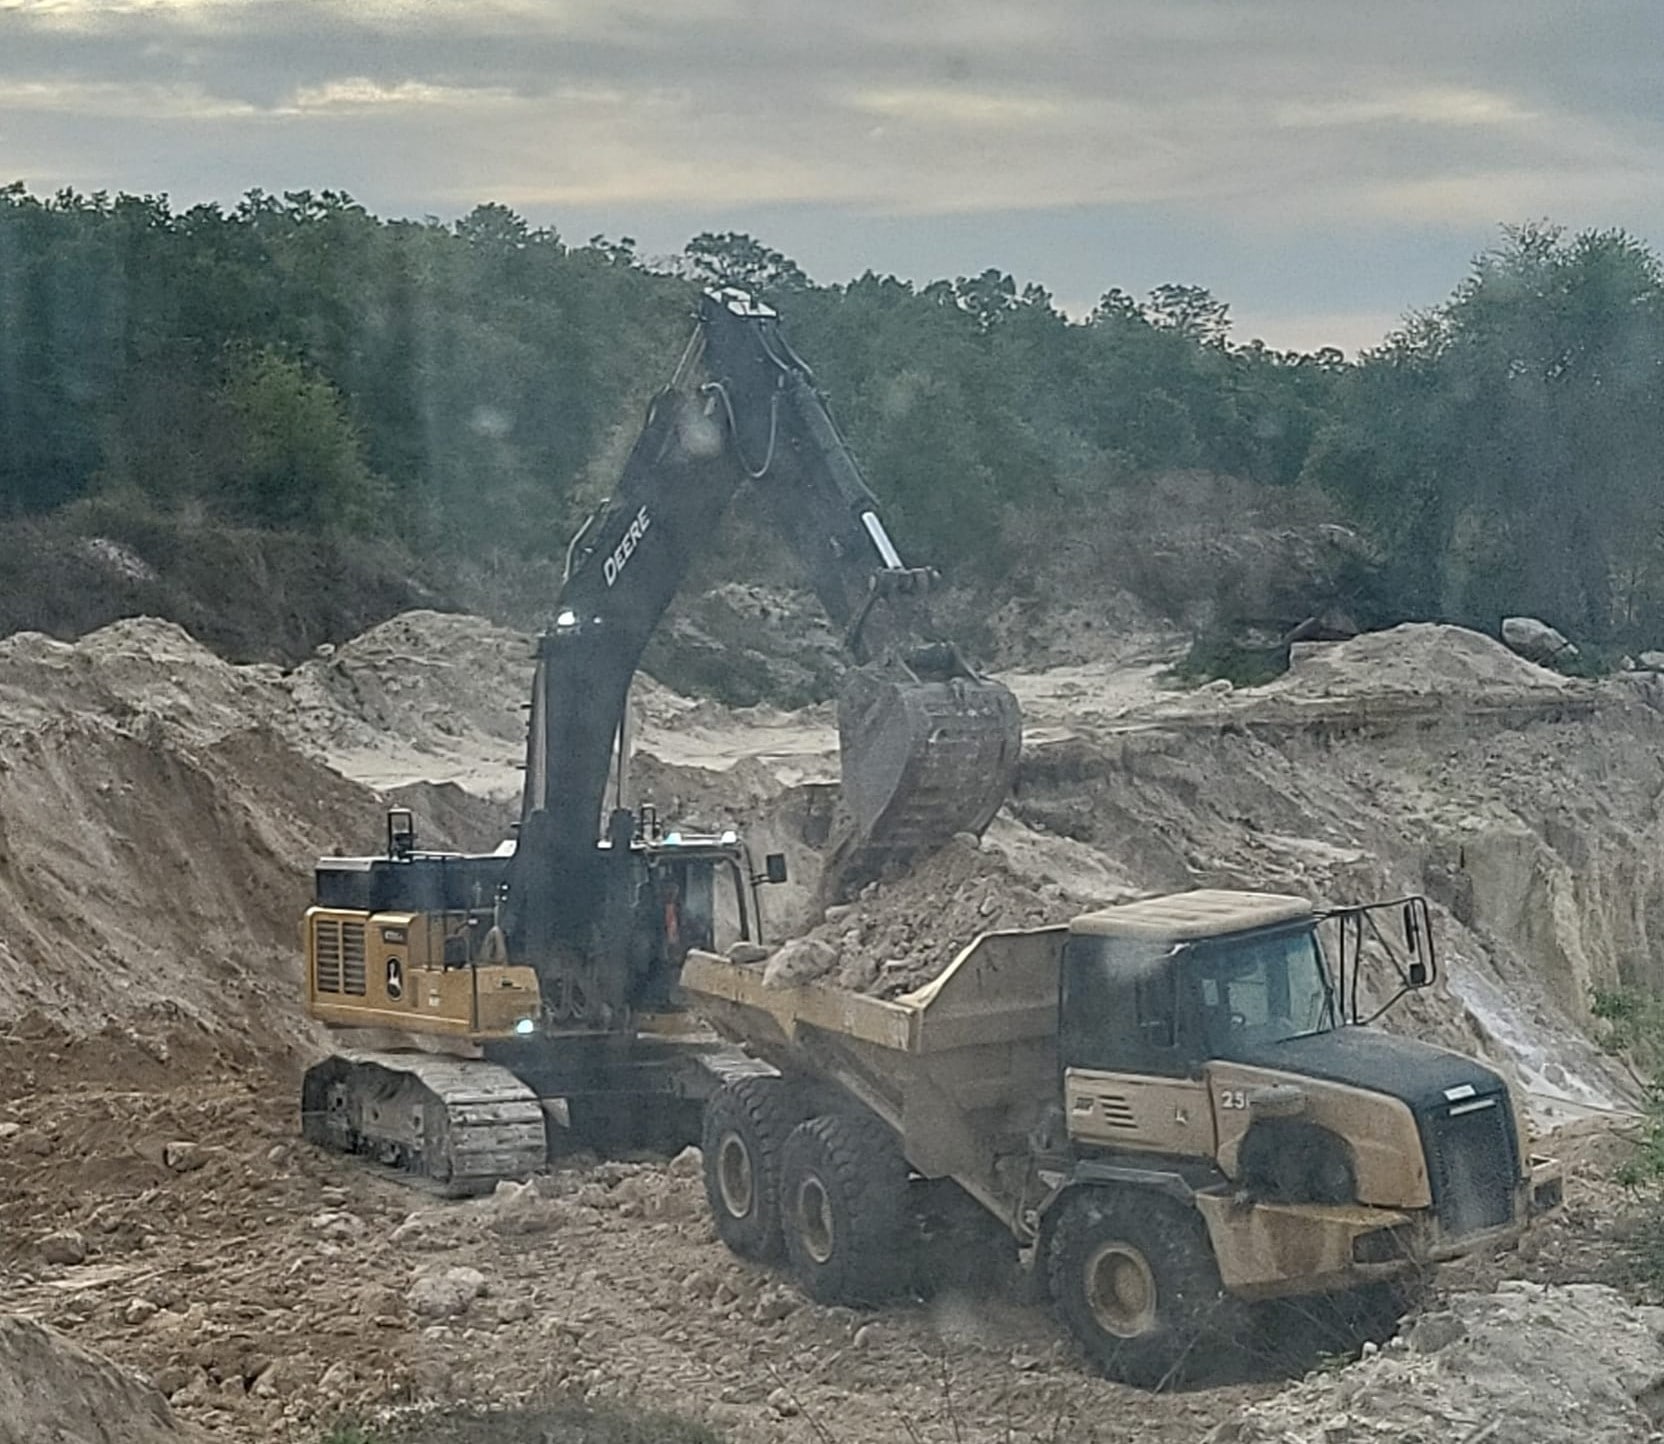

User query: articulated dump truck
[680,889,1563,1386]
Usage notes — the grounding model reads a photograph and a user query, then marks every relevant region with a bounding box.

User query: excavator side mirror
[387,808,416,861]
[1408,960,1429,988]
[763,853,789,885]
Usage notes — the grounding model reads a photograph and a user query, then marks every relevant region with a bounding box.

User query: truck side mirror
[1408,960,1429,988]
[764,853,789,885]
[1402,902,1422,956]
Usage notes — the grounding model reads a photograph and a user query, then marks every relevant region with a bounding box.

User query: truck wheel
[1047,1188,1223,1388]
[779,1113,906,1306]
[701,1075,800,1261]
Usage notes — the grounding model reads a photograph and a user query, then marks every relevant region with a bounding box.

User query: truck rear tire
[779,1113,907,1306]
[701,1074,800,1261]
[1047,1188,1223,1388]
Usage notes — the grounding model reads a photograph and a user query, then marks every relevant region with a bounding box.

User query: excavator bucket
[835,663,1022,867]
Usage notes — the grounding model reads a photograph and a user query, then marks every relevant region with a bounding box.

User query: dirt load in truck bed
[749,833,1102,996]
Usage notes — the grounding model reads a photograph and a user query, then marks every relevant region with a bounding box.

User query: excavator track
[300,1051,547,1195]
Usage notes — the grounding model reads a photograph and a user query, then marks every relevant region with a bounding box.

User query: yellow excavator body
[305,907,541,1041]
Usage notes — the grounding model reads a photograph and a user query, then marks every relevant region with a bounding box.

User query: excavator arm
[502,287,1020,963]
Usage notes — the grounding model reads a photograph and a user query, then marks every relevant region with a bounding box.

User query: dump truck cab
[1052,892,1561,1305]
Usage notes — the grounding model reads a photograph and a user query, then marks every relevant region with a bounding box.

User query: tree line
[2,183,1662,649]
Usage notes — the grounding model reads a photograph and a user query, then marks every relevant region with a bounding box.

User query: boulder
[1501,616,1578,666]
[407,1266,487,1319]
[0,1312,193,1442]
[39,1230,87,1266]
[162,1141,207,1174]
[485,1180,566,1236]
[762,936,838,988]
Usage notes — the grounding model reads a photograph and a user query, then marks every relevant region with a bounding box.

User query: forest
[2,182,1663,654]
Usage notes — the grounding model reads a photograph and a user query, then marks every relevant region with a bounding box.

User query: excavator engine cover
[836,664,1022,864]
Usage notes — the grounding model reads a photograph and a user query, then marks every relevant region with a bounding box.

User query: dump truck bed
[680,927,1067,1226]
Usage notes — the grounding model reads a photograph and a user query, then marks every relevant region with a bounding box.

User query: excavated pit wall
[719,627,1662,1121]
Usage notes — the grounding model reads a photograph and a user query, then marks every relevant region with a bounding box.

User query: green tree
[221,350,384,530]
[683,232,810,297]
[1307,223,1664,644]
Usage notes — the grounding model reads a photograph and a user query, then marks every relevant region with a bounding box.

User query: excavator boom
[507,287,1020,956]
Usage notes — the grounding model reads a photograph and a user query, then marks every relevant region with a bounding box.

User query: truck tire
[779,1113,907,1306]
[701,1075,800,1261]
[1047,1188,1223,1388]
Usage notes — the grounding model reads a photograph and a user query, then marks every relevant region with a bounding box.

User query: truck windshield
[1190,926,1335,1053]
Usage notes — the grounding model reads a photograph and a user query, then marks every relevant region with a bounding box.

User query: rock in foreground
[1214,1282,1664,1444]
[0,1312,195,1444]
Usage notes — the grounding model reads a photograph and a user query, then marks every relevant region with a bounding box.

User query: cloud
[1,0,1661,349]
[284,78,516,114]
[1275,88,1538,131]
[0,76,257,119]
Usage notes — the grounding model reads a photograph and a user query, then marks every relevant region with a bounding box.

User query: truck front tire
[701,1074,800,1261]
[1047,1188,1223,1388]
[779,1113,906,1305]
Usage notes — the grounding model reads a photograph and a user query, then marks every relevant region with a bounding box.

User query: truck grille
[1423,1094,1516,1239]
[314,919,367,997]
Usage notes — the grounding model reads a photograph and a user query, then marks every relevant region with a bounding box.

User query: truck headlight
[515,1018,536,1036]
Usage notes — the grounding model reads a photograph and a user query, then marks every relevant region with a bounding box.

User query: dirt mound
[0,618,285,742]
[0,622,506,1037]
[285,609,534,799]
[0,1311,196,1444]
[1215,1282,1664,1443]
[1269,622,1574,701]
[642,582,846,707]
[0,505,434,666]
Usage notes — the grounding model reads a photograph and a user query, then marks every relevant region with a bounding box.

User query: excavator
[299,287,1022,1190]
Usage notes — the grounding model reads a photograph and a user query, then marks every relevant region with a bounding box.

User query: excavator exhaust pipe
[835,663,1022,873]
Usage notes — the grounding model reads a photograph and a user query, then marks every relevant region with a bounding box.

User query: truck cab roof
[1069,889,1313,941]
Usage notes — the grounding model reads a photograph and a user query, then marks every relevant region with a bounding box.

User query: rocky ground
[3,606,1664,1440]
[1,1030,1657,1444]
[0,1020,1273,1444]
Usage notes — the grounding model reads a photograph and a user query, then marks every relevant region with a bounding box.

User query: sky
[3,0,1663,354]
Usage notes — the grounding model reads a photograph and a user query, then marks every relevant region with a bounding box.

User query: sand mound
[744,826,1146,997]
[0,619,284,744]
[284,609,534,799]
[1270,622,1574,701]
[0,624,509,1037]
[788,838,1076,995]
